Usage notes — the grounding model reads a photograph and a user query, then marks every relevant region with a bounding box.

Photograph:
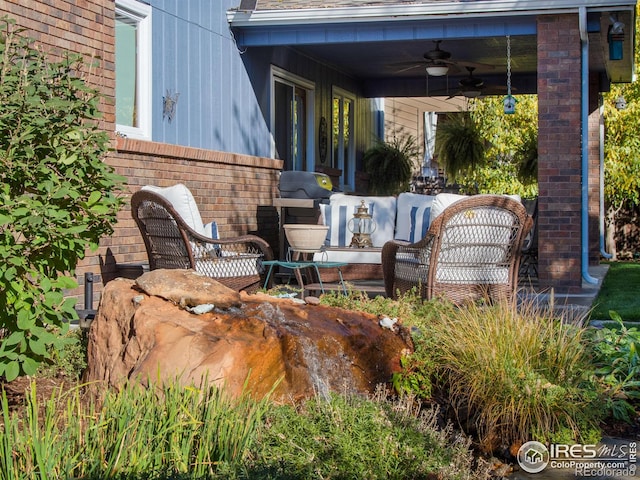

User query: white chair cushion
[395,192,435,242]
[195,253,260,278]
[430,193,467,223]
[435,205,518,284]
[142,184,208,237]
[430,193,521,224]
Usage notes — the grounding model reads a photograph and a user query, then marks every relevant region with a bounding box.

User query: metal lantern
[348,200,376,248]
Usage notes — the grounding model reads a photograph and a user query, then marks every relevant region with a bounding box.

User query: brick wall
[71,140,283,310]
[537,14,583,292]
[1,0,115,131]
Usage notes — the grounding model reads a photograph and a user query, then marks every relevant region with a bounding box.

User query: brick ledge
[115,137,283,170]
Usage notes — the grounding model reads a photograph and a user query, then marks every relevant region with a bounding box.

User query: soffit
[229,1,636,97]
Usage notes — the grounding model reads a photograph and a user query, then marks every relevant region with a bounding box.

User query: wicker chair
[519,197,538,279]
[382,194,533,304]
[131,189,273,293]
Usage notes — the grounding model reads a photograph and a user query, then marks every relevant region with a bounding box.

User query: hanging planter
[363,134,418,195]
[434,112,487,182]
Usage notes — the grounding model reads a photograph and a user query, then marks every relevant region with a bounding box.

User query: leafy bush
[36,328,87,381]
[0,18,125,380]
[586,311,640,423]
[403,300,603,452]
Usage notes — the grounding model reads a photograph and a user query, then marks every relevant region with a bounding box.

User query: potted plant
[434,112,486,182]
[362,134,418,195]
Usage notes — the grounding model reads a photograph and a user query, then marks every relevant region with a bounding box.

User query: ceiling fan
[456,67,485,97]
[428,66,511,98]
[390,40,494,76]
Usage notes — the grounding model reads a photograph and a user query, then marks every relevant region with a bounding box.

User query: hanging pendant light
[426,64,449,77]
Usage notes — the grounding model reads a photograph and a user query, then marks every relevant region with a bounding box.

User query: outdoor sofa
[311,192,530,297]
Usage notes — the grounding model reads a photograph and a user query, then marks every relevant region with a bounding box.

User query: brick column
[537,14,582,292]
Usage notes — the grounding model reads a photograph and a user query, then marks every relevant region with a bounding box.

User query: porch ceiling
[228,2,636,98]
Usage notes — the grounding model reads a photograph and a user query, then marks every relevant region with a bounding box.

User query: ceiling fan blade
[387,61,428,73]
[451,59,497,70]
[396,63,427,73]
[428,80,515,99]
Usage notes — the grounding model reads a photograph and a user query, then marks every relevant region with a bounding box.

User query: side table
[262,259,347,296]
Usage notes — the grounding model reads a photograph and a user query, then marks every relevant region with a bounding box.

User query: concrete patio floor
[517,264,610,323]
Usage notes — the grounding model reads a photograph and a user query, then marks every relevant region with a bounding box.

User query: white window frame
[332,86,356,190]
[115,0,152,140]
[270,66,315,170]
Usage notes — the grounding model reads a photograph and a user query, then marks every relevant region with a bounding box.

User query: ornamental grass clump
[0,379,269,479]
[412,300,603,452]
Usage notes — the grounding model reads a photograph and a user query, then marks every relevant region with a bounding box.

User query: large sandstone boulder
[85,269,412,402]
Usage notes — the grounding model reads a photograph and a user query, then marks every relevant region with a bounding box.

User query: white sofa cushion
[320,203,352,247]
[313,248,382,264]
[394,193,435,242]
[322,194,397,248]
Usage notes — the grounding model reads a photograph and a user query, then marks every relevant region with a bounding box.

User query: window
[115,0,152,140]
[271,67,315,171]
[332,88,355,190]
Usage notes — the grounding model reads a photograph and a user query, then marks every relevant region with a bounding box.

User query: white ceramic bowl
[283,224,329,252]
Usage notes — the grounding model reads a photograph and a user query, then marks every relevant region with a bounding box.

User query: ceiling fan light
[426,65,449,76]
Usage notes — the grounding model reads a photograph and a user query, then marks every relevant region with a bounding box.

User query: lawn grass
[589,261,640,321]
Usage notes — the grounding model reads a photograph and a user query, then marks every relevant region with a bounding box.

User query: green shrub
[0,18,125,380]
[320,287,440,324]
[246,389,492,479]
[36,328,87,381]
[1,379,494,479]
[406,300,603,452]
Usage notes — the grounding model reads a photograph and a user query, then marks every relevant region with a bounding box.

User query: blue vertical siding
[148,0,378,162]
